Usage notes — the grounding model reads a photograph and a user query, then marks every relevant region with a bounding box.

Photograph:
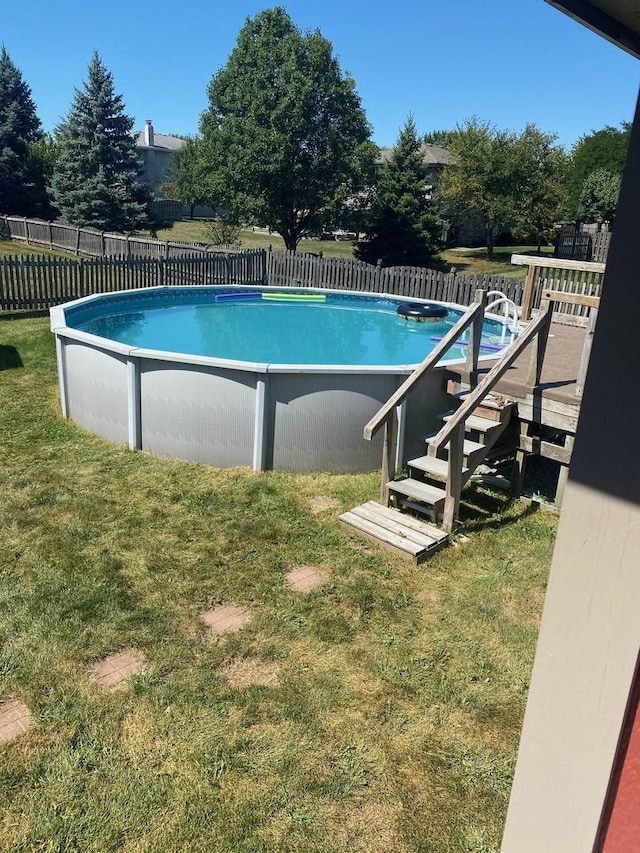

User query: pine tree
[0,46,43,215]
[50,53,152,232]
[356,117,440,267]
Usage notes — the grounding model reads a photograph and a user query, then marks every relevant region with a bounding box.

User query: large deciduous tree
[512,124,569,252]
[576,168,621,227]
[161,136,209,218]
[567,122,630,215]
[0,46,44,215]
[437,118,568,258]
[437,117,519,260]
[200,7,375,251]
[50,52,153,233]
[356,116,441,267]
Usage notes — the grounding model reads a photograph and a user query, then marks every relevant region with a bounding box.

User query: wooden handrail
[542,289,600,309]
[428,308,552,452]
[363,295,485,441]
[512,254,605,321]
[511,254,606,273]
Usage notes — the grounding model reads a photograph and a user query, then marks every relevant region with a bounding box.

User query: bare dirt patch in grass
[222,658,280,688]
[307,494,341,514]
[201,604,251,634]
[88,650,147,690]
[286,565,326,593]
[323,798,407,853]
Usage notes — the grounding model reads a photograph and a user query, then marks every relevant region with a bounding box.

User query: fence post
[48,221,53,249]
[158,257,164,287]
[24,217,30,247]
[101,232,106,258]
[75,227,80,256]
[78,259,85,297]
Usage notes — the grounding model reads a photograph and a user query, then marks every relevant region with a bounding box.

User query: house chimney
[144,120,154,147]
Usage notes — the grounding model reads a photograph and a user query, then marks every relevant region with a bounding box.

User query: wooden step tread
[354,501,448,543]
[339,502,448,564]
[407,455,469,480]
[441,411,501,433]
[422,432,485,457]
[453,390,515,410]
[387,477,446,505]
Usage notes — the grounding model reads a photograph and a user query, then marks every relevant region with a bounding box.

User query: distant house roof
[375,142,457,167]
[134,120,186,151]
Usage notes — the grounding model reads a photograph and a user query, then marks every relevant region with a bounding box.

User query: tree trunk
[282,231,298,251]
[486,221,495,261]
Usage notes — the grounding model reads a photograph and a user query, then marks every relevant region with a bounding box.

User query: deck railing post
[576,307,598,398]
[466,288,487,374]
[380,413,397,505]
[526,301,552,387]
[443,422,464,532]
[521,264,538,321]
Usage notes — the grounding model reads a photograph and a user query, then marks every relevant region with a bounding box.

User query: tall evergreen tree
[50,53,152,232]
[356,116,440,267]
[0,46,43,215]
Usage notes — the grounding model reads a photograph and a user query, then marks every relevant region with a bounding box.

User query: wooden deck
[448,321,586,432]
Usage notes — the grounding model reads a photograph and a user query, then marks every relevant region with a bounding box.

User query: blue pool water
[68,288,509,366]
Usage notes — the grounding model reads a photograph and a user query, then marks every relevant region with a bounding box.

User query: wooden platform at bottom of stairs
[339,501,449,564]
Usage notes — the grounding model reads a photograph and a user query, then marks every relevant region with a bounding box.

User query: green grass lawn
[2,225,552,281]
[152,220,550,279]
[0,317,554,851]
[0,239,77,259]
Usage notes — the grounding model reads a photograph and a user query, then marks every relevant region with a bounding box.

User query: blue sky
[4,0,639,150]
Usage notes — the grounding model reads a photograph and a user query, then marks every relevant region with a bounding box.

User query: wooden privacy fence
[0,252,266,312]
[555,225,611,263]
[1,241,604,320]
[266,250,525,306]
[1,215,243,260]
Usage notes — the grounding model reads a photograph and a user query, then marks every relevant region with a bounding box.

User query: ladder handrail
[429,308,552,452]
[363,297,485,441]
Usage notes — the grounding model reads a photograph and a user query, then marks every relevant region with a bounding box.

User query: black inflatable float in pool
[396,302,449,322]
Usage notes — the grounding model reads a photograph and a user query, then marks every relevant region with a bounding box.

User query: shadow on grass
[459,486,541,533]
[0,345,23,370]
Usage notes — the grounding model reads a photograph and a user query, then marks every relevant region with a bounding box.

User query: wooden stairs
[387,393,515,523]
[338,501,449,564]
[339,292,553,563]
[340,392,515,562]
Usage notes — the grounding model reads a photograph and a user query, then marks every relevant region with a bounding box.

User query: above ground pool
[50,285,515,473]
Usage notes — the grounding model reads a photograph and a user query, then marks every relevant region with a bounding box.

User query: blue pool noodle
[214,291,261,302]
[430,336,504,352]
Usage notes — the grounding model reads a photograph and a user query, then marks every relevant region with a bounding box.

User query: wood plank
[387,477,447,505]
[358,501,447,541]
[543,290,600,308]
[349,504,440,548]
[515,434,573,465]
[339,512,424,556]
[407,455,470,481]
[511,254,606,273]
[423,432,486,457]
[442,412,503,433]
